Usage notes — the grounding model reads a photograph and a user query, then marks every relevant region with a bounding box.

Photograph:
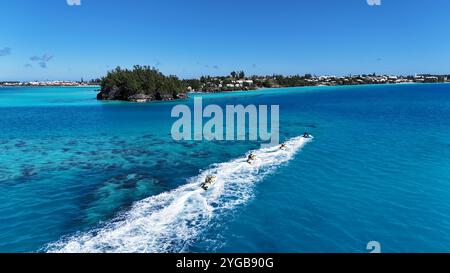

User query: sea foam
[46,136,312,253]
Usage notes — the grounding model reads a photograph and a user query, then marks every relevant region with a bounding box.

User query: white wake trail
[46,136,312,253]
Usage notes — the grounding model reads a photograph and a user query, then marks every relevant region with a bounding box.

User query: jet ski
[247,153,257,164]
[303,132,312,139]
[202,175,217,190]
[280,143,287,150]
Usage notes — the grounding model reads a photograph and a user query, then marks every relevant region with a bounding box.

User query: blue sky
[0,0,449,81]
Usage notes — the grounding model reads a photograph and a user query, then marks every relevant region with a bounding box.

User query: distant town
[185,73,450,93]
[1,73,449,93]
[0,80,100,87]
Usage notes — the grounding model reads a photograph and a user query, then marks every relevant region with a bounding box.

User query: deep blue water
[1,84,450,253]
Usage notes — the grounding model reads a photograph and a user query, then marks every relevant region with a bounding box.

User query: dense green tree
[183,79,201,91]
[98,66,187,101]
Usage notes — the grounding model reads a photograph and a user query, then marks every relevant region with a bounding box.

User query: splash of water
[46,136,312,253]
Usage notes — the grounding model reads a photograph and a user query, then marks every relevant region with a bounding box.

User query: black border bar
[0,253,447,272]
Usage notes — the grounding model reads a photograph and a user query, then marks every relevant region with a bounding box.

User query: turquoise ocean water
[1,84,450,253]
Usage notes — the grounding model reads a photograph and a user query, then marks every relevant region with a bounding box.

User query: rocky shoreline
[97,88,188,102]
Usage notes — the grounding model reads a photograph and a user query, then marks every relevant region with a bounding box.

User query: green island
[97,66,187,102]
[76,65,450,102]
